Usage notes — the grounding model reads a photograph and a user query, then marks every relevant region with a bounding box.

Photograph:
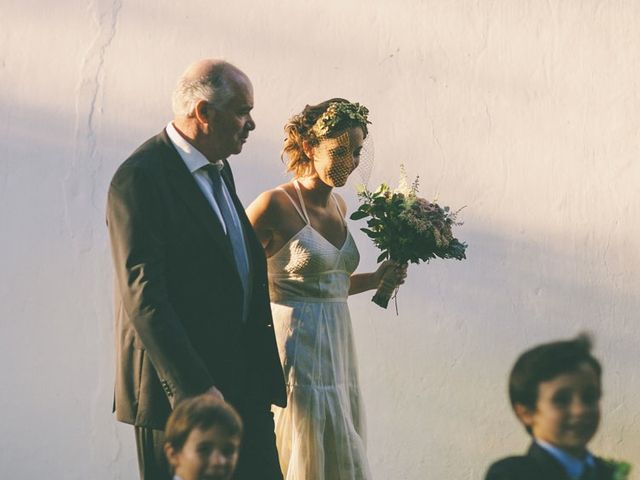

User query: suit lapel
[158,132,236,267]
[528,444,615,480]
[528,443,571,480]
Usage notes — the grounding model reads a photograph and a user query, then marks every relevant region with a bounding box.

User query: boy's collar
[535,439,595,479]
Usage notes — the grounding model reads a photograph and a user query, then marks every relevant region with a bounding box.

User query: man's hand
[205,385,225,402]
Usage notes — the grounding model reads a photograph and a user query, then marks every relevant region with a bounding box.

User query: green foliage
[606,460,632,480]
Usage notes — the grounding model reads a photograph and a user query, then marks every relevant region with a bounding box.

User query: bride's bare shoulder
[247,184,294,222]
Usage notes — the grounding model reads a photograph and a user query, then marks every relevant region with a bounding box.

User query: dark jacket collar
[528,442,573,480]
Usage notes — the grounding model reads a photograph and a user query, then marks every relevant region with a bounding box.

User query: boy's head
[164,395,243,480]
[508,333,602,456]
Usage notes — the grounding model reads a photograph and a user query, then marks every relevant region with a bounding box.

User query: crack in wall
[64,0,122,253]
[59,0,124,474]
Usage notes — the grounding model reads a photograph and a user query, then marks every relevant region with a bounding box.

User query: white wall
[1,1,639,478]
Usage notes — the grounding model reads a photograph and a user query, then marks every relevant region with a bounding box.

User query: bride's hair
[283,98,368,178]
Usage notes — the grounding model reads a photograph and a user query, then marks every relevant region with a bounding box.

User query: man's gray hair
[172,60,237,117]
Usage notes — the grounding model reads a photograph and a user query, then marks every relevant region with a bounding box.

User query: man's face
[168,426,241,480]
[312,127,364,187]
[517,362,601,457]
[207,77,255,159]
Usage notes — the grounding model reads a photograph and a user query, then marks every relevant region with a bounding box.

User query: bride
[247,99,406,479]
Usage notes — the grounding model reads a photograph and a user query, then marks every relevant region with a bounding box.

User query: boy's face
[166,425,241,480]
[516,362,601,457]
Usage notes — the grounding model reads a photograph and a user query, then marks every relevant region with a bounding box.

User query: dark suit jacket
[107,130,286,430]
[485,442,615,480]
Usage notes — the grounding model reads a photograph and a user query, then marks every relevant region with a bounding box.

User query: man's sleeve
[107,164,214,406]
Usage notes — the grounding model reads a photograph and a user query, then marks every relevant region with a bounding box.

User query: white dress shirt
[166,122,231,234]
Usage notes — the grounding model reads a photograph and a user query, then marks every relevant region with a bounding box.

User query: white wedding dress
[268,181,371,480]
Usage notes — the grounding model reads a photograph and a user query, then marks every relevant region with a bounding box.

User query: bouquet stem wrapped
[372,278,399,309]
[351,169,467,310]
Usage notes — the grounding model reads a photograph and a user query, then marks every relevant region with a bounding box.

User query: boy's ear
[514,403,535,428]
[164,443,179,468]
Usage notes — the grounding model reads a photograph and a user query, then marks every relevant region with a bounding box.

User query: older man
[107,59,286,480]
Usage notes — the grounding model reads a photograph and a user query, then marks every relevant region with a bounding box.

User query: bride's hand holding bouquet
[372,260,408,295]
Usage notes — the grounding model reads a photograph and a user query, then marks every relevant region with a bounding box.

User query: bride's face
[311,127,364,187]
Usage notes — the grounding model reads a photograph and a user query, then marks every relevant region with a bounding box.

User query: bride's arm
[348,272,379,295]
[246,191,277,252]
[349,261,407,296]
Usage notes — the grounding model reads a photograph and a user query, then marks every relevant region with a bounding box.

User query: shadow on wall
[0,95,285,479]
[349,224,640,479]
[1,95,639,478]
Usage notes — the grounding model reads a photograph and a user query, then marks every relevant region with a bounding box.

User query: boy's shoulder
[485,453,548,480]
[485,442,566,479]
[485,443,616,480]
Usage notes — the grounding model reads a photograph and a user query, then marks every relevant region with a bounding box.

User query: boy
[485,334,616,480]
[164,395,243,480]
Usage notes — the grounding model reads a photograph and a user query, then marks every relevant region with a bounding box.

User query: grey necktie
[206,164,250,320]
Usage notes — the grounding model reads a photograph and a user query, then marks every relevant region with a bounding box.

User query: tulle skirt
[271,300,371,480]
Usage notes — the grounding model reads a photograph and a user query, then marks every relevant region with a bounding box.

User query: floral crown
[310,101,371,139]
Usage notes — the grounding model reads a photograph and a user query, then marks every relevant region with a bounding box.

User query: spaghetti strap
[278,184,309,224]
[292,180,312,224]
[331,193,347,228]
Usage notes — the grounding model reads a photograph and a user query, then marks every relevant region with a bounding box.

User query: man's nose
[246,115,256,131]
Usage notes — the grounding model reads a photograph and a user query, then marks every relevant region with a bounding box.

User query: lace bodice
[267,182,359,302]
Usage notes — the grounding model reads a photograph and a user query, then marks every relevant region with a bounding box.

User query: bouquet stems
[372,280,399,309]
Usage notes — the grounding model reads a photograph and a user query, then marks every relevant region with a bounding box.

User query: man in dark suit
[107,59,286,480]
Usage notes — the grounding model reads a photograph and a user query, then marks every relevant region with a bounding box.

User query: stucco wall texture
[1,0,639,478]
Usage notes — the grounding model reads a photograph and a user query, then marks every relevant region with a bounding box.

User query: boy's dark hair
[164,395,243,451]
[508,333,602,433]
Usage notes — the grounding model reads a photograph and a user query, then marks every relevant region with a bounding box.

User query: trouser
[134,407,283,480]
[233,408,283,480]
[134,426,171,480]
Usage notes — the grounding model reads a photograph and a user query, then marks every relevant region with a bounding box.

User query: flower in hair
[311,102,371,138]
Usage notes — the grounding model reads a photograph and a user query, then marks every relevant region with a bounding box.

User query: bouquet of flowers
[350,169,467,309]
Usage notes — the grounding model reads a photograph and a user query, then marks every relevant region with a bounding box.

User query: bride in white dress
[247,99,406,480]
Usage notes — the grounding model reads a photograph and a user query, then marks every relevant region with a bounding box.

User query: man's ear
[514,403,535,428]
[194,100,213,126]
